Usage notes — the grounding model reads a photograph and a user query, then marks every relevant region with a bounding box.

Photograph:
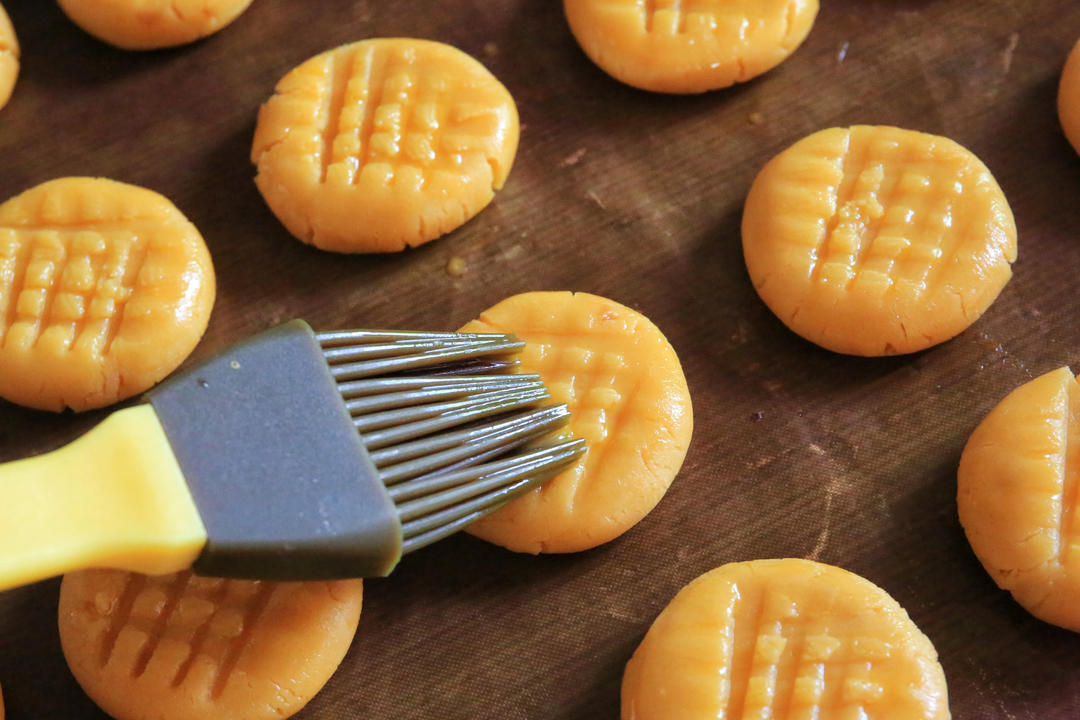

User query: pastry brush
[0,320,584,591]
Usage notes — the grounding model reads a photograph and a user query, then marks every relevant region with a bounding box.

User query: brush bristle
[397,438,587,553]
[316,329,585,552]
[317,329,525,381]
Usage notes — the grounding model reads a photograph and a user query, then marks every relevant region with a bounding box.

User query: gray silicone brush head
[148,320,585,581]
[148,321,400,580]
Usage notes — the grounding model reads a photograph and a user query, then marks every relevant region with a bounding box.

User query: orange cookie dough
[623,559,950,720]
[56,0,253,50]
[59,570,363,720]
[0,2,18,110]
[742,125,1016,356]
[958,367,1080,632]
[252,38,519,253]
[460,291,692,553]
[564,0,818,94]
[1060,38,1080,156]
[0,177,215,412]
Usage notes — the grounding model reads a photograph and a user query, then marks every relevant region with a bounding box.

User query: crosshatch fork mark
[25,235,69,350]
[1060,387,1080,565]
[356,48,393,172]
[317,49,352,183]
[809,133,974,297]
[772,620,810,716]
[641,0,701,34]
[0,230,32,347]
[516,336,638,507]
[170,579,236,688]
[315,45,403,184]
[721,588,891,715]
[634,0,765,36]
[548,344,615,502]
[843,153,917,291]
[643,0,657,31]
[131,573,192,678]
[211,583,276,698]
[91,576,281,695]
[810,134,869,285]
[101,237,150,355]
[570,374,642,508]
[818,636,863,711]
[0,221,167,235]
[808,131,856,283]
[724,584,771,718]
[670,0,684,33]
[297,43,512,188]
[905,158,977,297]
[98,574,148,668]
[892,189,955,297]
[0,229,152,355]
[783,0,798,46]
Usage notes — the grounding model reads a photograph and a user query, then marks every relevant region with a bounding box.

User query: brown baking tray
[1,1,1079,717]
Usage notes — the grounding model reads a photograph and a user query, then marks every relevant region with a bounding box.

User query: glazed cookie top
[59,570,363,720]
[743,125,1016,356]
[252,38,519,253]
[958,366,1080,632]
[564,0,819,93]
[622,559,950,720]
[460,291,692,554]
[0,177,215,411]
[56,0,254,50]
[1060,38,1080,156]
[0,2,18,110]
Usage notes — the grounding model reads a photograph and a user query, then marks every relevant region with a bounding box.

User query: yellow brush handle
[0,404,207,592]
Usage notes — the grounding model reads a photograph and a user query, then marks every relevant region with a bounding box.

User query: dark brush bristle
[372,405,573,484]
[339,373,543,405]
[397,439,587,553]
[317,330,525,381]
[318,328,585,553]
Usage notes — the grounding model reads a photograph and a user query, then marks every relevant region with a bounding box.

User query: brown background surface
[1,0,1079,718]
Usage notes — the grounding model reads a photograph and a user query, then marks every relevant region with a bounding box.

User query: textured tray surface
[1,1,1079,718]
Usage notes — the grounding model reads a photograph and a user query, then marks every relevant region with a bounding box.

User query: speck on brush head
[149,321,584,581]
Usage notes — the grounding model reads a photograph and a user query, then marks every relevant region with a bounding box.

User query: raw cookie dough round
[252,38,519,253]
[742,125,1016,356]
[563,0,818,94]
[56,0,253,50]
[59,570,363,720]
[958,366,1080,632]
[1060,38,1080,156]
[460,291,693,553]
[0,2,17,110]
[0,177,215,412]
[622,559,950,720]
